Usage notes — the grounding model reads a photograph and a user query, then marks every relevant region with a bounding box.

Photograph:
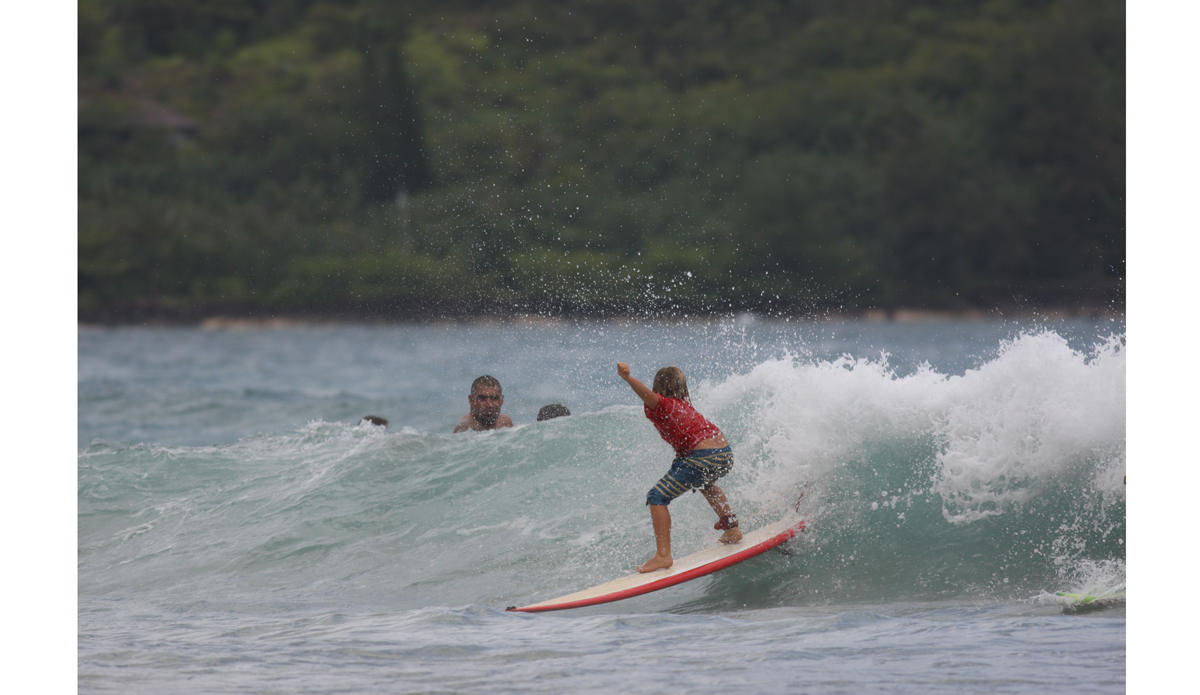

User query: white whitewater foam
[697,330,1125,523]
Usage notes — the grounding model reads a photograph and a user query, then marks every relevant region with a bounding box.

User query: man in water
[453,375,514,433]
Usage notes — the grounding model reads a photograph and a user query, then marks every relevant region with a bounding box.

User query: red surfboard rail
[507,517,805,613]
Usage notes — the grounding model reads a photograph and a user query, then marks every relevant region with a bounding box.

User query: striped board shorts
[646,446,734,506]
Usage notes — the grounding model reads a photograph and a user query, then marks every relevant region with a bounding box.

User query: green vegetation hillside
[78,0,1124,321]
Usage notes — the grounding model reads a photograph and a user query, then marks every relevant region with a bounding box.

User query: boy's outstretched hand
[617,362,660,409]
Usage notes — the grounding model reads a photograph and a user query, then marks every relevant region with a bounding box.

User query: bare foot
[719,527,743,544]
[637,553,673,573]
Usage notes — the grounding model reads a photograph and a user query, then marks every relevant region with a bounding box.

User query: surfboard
[506,515,806,613]
[1054,591,1126,609]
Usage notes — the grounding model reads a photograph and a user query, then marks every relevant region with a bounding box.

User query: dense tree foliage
[78,0,1124,320]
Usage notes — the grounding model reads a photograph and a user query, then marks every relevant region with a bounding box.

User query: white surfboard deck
[507,515,806,613]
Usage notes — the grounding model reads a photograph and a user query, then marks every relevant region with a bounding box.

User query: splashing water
[78,320,1125,693]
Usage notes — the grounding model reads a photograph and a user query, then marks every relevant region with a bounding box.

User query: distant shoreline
[78,304,1125,330]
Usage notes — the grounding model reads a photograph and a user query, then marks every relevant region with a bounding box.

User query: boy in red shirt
[617,362,742,573]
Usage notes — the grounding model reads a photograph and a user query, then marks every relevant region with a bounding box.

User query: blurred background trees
[78,0,1125,320]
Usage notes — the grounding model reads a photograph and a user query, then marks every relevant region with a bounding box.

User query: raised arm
[617,362,661,410]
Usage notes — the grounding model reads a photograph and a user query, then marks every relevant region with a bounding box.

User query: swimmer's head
[470,375,502,396]
[537,404,570,421]
[469,375,504,426]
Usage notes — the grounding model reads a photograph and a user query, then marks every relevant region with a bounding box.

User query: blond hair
[652,366,690,402]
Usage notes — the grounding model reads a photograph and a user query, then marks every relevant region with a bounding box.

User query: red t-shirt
[644,396,722,458]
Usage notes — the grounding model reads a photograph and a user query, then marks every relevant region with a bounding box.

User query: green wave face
[78,327,1125,611]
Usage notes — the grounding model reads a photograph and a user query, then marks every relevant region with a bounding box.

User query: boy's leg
[638,504,673,572]
[700,485,743,544]
[700,484,733,517]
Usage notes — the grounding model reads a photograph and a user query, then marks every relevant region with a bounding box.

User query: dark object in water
[537,404,570,421]
[360,415,388,427]
[1055,591,1126,613]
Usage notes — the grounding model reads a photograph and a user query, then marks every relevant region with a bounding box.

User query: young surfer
[617,362,742,573]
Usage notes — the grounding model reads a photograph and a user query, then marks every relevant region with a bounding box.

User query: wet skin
[453,385,514,433]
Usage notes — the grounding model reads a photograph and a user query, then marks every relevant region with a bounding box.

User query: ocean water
[78,318,1126,693]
